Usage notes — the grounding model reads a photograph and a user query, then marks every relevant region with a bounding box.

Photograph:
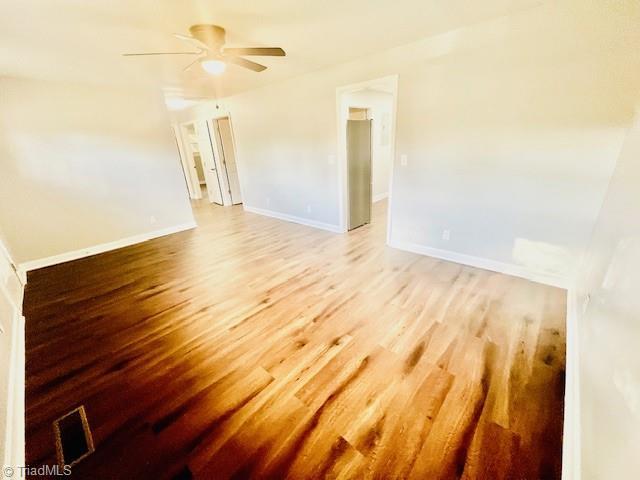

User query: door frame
[172,124,198,199]
[175,104,246,207]
[199,119,225,205]
[335,74,399,242]
[175,121,204,200]
[208,115,244,205]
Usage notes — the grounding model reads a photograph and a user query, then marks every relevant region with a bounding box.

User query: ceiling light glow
[164,97,197,110]
[201,59,226,75]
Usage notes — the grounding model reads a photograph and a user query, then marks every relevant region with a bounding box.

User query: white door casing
[195,120,224,205]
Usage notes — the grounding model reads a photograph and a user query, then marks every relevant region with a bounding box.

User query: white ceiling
[0,0,543,100]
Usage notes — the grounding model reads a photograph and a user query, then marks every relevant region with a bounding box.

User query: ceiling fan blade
[183,57,201,72]
[223,47,285,57]
[225,56,267,72]
[173,33,211,51]
[122,52,200,56]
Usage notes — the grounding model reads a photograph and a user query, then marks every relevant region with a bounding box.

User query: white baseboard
[243,206,342,234]
[388,237,579,477]
[372,192,389,203]
[562,288,581,480]
[18,221,197,274]
[388,238,569,289]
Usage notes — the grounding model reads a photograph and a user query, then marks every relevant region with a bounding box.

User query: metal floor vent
[53,405,95,467]
[172,466,194,480]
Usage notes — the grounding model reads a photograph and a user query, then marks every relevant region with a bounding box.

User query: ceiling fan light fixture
[123,25,283,74]
[200,58,226,75]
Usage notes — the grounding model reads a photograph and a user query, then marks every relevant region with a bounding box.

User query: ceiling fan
[122,24,285,74]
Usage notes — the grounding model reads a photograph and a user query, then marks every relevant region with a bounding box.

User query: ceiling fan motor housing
[189,24,226,49]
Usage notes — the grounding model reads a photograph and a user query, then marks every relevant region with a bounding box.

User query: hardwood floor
[24,199,566,479]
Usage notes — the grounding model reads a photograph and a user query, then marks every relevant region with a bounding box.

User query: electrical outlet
[328,155,336,165]
[306,205,312,213]
[442,229,450,241]
[400,154,408,166]
[150,216,157,225]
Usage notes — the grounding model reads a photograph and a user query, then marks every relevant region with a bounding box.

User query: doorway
[176,121,224,204]
[174,116,243,207]
[337,75,398,237]
[211,117,243,205]
[192,152,206,195]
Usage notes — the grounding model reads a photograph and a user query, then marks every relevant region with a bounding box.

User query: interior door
[347,119,372,230]
[215,117,243,205]
[195,120,223,205]
[172,124,197,199]
[180,123,203,199]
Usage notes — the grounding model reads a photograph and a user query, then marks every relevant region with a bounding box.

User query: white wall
[188,86,343,227]
[180,1,640,285]
[576,110,640,479]
[342,89,394,201]
[0,238,24,468]
[0,77,195,266]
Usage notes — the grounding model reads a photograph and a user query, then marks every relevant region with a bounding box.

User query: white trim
[17,222,197,274]
[197,120,225,205]
[372,192,389,203]
[0,260,23,304]
[243,206,342,233]
[178,121,204,200]
[562,288,581,480]
[385,78,399,246]
[1,236,25,468]
[388,238,570,289]
[207,116,245,206]
[207,117,226,203]
[4,314,25,469]
[0,281,22,319]
[172,124,198,200]
[226,116,247,206]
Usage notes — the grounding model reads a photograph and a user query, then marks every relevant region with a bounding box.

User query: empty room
[1,1,639,479]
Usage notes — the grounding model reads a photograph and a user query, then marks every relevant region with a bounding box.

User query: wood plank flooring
[24,199,566,479]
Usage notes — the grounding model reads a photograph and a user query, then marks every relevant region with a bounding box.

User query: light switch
[400,154,408,166]
[328,155,336,165]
